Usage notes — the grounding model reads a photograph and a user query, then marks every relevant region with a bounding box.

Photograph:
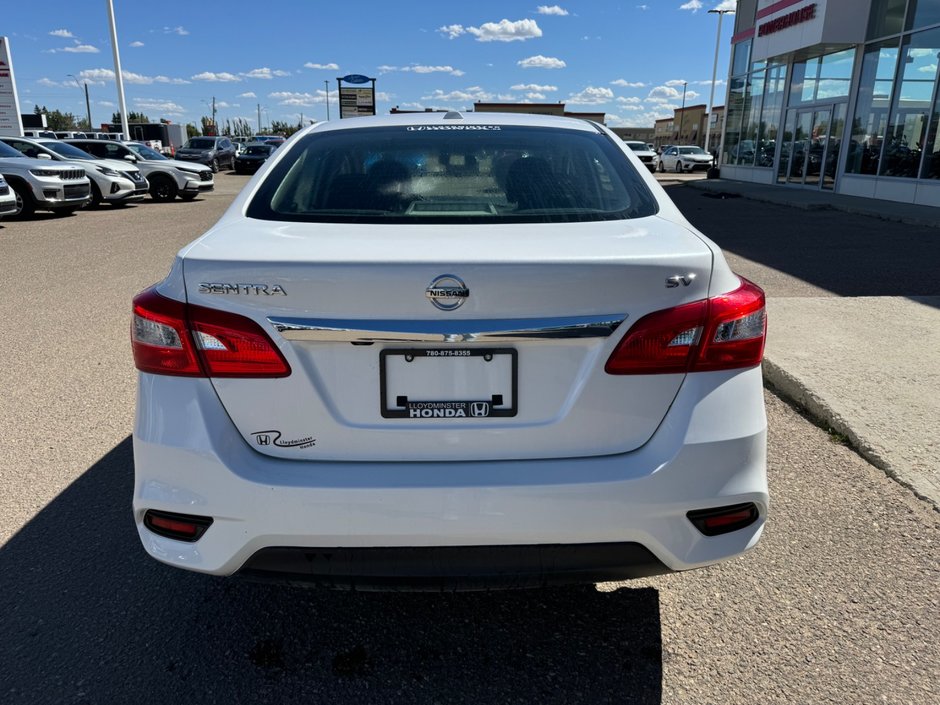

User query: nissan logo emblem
[426,274,469,311]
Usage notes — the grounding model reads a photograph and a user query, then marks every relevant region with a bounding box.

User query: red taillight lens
[144,509,213,541]
[131,288,291,378]
[606,277,766,375]
[687,503,759,536]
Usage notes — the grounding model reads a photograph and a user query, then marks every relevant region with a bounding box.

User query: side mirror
[36,153,53,160]
[124,154,138,163]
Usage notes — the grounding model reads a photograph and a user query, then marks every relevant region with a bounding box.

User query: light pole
[678,81,687,144]
[324,80,330,120]
[67,73,92,130]
[706,7,734,177]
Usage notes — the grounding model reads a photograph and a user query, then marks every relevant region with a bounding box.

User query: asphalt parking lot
[1,173,938,704]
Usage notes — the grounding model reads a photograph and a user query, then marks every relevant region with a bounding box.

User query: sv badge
[665,274,696,288]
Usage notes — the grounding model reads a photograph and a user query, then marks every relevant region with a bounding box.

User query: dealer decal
[251,430,316,449]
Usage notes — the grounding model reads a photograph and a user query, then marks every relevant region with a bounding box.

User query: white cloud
[191,71,242,82]
[636,4,649,10]
[611,79,645,88]
[713,0,736,10]
[49,29,74,38]
[511,83,558,91]
[440,18,542,42]
[97,100,115,108]
[567,86,615,105]
[438,24,466,39]
[243,67,291,80]
[129,41,145,48]
[134,98,185,115]
[77,68,187,85]
[647,85,682,102]
[55,43,100,53]
[420,87,495,104]
[379,64,464,76]
[468,18,542,41]
[269,91,326,107]
[680,0,703,11]
[617,96,642,104]
[665,79,688,87]
[518,55,566,69]
[304,62,340,70]
[238,91,257,98]
[164,26,189,36]
[37,78,61,87]
[526,92,547,100]
[919,64,938,74]
[537,5,569,15]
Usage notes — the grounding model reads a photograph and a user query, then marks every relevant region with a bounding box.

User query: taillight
[606,277,766,375]
[131,288,291,378]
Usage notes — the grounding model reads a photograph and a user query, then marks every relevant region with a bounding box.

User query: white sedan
[659,145,715,173]
[131,112,768,590]
[0,173,16,217]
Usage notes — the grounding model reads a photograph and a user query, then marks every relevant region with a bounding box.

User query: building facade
[720,0,940,206]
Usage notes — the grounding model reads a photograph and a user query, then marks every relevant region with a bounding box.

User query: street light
[324,80,330,121]
[678,81,687,144]
[706,7,735,178]
[67,73,92,130]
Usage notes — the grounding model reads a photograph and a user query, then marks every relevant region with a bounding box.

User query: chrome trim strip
[269,314,628,343]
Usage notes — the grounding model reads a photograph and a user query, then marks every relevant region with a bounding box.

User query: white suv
[0,140,91,217]
[623,140,658,172]
[66,139,214,202]
[0,136,148,207]
[0,173,17,217]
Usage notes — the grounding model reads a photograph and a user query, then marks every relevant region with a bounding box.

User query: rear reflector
[687,503,759,536]
[132,287,291,378]
[143,509,213,542]
[605,277,766,375]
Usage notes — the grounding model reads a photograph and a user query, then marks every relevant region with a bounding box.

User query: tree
[112,111,151,123]
[33,105,79,131]
[186,123,201,139]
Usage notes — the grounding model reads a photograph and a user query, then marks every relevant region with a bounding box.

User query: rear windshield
[186,138,217,149]
[244,145,274,155]
[246,125,658,224]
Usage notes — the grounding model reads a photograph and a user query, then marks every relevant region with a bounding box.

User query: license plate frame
[380,348,518,419]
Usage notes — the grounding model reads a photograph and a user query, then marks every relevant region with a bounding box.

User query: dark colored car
[234,142,278,174]
[175,136,236,173]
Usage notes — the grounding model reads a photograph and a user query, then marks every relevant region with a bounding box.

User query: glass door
[777,105,846,189]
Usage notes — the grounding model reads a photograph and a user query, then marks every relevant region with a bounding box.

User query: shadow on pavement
[665,184,940,304]
[0,437,663,704]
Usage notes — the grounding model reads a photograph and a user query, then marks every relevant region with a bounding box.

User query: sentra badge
[199,283,287,295]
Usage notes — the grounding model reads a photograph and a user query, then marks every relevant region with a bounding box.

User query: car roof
[303,111,601,136]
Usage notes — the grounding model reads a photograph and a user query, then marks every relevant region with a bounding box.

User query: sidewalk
[685,178,940,510]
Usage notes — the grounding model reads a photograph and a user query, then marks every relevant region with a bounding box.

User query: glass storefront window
[879,27,940,178]
[738,70,765,166]
[868,0,907,39]
[757,64,788,168]
[731,40,752,77]
[722,77,747,166]
[790,49,855,105]
[846,42,901,175]
[907,0,940,31]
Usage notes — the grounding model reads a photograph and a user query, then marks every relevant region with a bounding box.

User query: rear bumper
[239,543,671,590]
[133,366,768,583]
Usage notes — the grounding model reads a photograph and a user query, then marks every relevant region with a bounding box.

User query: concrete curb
[761,358,940,512]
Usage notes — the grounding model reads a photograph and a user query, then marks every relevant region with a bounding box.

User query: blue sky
[4,0,737,130]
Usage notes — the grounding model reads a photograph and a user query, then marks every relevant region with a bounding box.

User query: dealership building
[719,0,940,206]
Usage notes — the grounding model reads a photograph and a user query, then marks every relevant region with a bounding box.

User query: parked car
[658,145,715,173]
[233,141,278,174]
[0,173,17,218]
[0,140,91,217]
[175,136,236,172]
[22,129,58,139]
[623,140,658,172]
[131,112,767,590]
[0,136,148,207]
[66,139,214,202]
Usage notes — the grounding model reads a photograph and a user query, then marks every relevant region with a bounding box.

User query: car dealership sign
[0,37,24,137]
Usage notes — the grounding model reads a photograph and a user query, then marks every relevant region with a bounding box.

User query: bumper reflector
[687,502,759,536]
[144,509,213,542]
